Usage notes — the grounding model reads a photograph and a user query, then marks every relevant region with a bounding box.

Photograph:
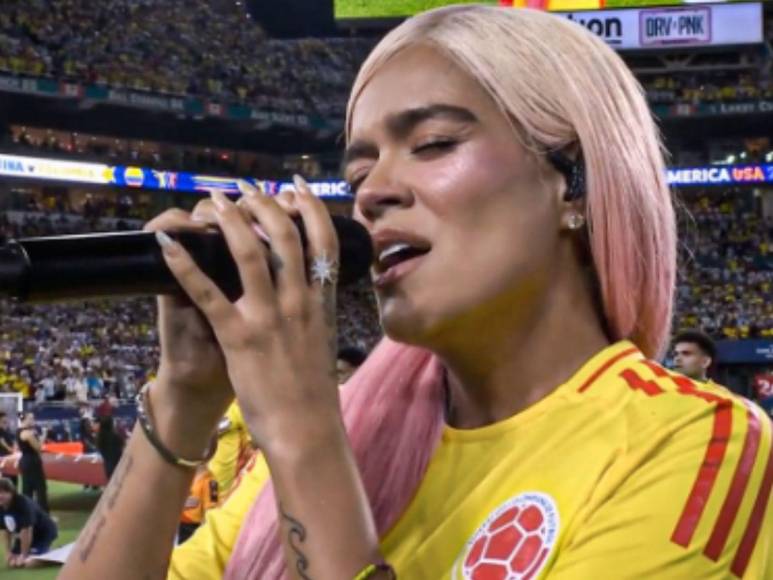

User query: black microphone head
[330,215,373,286]
[0,215,374,303]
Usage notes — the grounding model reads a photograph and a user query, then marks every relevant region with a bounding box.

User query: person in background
[96,415,125,482]
[337,346,368,385]
[178,466,218,545]
[0,413,17,487]
[65,367,89,403]
[16,413,49,513]
[0,477,57,568]
[79,406,99,491]
[85,367,105,399]
[96,396,114,420]
[78,405,97,454]
[208,402,253,502]
[671,330,716,383]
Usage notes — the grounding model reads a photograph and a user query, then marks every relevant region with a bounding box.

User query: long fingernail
[210,189,229,211]
[155,231,178,253]
[293,174,310,195]
[237,180,259,197]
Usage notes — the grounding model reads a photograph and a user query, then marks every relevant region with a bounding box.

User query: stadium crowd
[0,0,769,120]
[675,188,773,340]
[0,0,373,116]
[643,73,773,105]
[0,298,158,402]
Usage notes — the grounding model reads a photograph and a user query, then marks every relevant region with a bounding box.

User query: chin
[380,314,426,345]
[378,300,436,346]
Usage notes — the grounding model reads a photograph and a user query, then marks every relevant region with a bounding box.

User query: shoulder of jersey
[576,353,770,429]
[580,356,773,577]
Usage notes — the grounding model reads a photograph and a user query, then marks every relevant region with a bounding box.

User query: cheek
[418,141,528,215]
[419,143,557,269]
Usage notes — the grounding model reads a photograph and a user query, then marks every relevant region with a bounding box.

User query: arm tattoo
[279,503,312,580]
[78,453,134,562]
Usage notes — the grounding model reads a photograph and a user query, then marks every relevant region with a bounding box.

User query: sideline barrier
[0,452,106,487]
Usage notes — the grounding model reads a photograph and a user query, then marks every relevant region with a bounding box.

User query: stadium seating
[675,188,773,340]
[0,1,373,116]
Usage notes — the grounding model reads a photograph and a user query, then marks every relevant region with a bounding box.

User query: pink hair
[226,6,675,578]
[225,340,444,579]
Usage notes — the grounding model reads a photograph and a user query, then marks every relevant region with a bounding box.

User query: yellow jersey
[208,402,252,501]
[169,341,772,579]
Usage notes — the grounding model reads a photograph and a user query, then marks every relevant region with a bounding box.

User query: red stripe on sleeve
[671,400,733,547]
[704,403,762,560]
[731,438,773,577]
[641,361,725,404]
[642,360,669,378]
[577,347,639,393]
[619,369,665,397]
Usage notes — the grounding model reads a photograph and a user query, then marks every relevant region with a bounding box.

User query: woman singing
[61,6,771,579]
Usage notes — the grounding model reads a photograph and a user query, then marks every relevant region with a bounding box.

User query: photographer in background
[0,413,17,487]
[0,477,57,568]
[16,412,49,513]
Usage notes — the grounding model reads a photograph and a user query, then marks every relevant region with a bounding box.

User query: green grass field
[1,481,97,579]
[335,0,497,20]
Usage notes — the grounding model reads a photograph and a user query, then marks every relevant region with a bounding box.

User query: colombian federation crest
[452,492,560,580]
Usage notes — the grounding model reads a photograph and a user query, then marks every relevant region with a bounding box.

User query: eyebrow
[341,103,478,174]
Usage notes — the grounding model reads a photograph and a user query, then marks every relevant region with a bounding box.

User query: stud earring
[567,213,586,231]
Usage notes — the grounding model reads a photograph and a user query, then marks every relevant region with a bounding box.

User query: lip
[370,228,432,275]
[373,252,427,288]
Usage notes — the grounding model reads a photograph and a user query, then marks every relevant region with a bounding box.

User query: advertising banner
[0,153,354,199]
[0,74,335,132]
[717,340,773,364]
[3,153,770,195]
[558,2,762,50]
[667,164,773,187]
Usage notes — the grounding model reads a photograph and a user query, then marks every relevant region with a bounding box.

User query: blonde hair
[226,7,676,578]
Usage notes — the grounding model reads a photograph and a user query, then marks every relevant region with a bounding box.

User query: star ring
[310,252,339,287]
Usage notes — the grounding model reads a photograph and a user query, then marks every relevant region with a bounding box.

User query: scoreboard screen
[334,1,749,21]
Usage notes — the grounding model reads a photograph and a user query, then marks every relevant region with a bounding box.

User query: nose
[354,161,413,223]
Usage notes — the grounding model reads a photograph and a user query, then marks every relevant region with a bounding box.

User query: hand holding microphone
[147,178,359,454]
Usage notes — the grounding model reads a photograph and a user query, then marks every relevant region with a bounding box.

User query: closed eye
[347,139,459,194]
[412,139,458,155]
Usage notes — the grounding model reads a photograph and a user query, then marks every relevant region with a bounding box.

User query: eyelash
[412,138,458,155]
[347,139,459,194]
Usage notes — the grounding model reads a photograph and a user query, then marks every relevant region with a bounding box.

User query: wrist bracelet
[353,562,396,580]
[136,382,217,469]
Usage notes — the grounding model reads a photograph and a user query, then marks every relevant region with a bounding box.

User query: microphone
[0,216,373,303]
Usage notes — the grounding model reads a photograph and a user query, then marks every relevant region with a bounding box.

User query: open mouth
[376,242,431,273]
[372,239,431,287]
